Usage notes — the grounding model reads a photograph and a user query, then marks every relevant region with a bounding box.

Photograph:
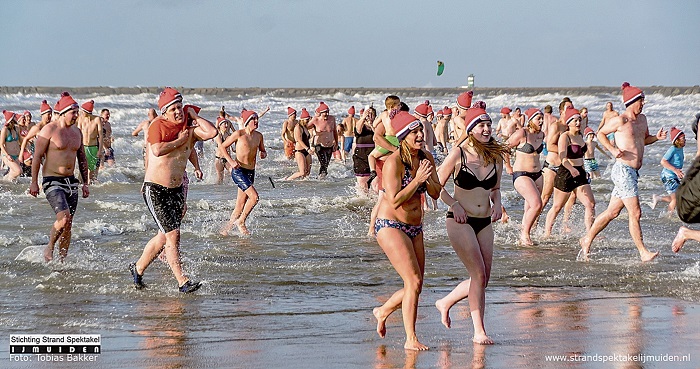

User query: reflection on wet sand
[133,298,186,369]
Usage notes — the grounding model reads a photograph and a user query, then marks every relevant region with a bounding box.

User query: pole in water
[268,176,275,188]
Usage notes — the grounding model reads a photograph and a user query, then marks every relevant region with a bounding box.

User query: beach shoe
[129,262,145,290]
[367,170,377,185]
[179,280,202,293]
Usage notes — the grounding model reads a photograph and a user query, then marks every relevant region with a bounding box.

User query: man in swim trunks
[219,110,267,236]
[580,83,666,262]
[341,106,358,162]
[308,101,337,179]
[28,92,90,263]
[100,108,115,168]
[130,87,217,293]
[77,100,103,184]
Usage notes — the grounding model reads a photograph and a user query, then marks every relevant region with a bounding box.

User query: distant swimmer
[130,87,217,293]
[506,108,545,245]
[219,110,267,236]
[599,101,620,147]
[287,108,312,180]
[28,92,90,262]
[308,102,337,179]
[100,108,115,168]
[281,107,297,160]
[1,111,23,182]
[651,127,685,213]
[371,111,440,351]
[77,100,103,184]
[19,100,53,173]
[434,108,509,345]
[580,83,666,262]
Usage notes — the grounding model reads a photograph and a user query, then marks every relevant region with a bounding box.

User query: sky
[1,0,698,88]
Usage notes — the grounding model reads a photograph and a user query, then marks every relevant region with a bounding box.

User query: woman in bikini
[434,108,509,345]
[1,111,23,181]
[214,116,234,185]
[371,111,440,351]
[507,108,545,245]
[287,108,312,180]
[543,108,596,237]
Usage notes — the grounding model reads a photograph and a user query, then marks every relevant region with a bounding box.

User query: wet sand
[7,286,695,369]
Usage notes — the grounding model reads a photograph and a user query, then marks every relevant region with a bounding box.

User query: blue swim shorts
[661,173,680,194]
[231,167,255,191]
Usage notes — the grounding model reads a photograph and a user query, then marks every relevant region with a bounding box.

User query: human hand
[676,168,685,179]
[415,159,433,183]
[451,202,467,224]
[570,167,580,177]
[194,169,203,180]
[491,204,502,222]
[656,128,667,140]
[82,183,90,198]
[29,182,39,197]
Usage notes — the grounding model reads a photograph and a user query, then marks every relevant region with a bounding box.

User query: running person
[652,127,685,213]
[28,92,90,262]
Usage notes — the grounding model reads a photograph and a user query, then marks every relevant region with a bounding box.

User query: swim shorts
[85,145,99,171]
[554,165,588,193]
[343,137,353,153]
[231,167,256,191]
[583,158,599,173]
[142,181,185,234]
[610,161,639,199]
[661,173,681,194]
[43,176,80,215]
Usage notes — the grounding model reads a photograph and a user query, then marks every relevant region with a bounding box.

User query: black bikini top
[566,143,587,159]
[517,133,543,154]
[454,147,497,190]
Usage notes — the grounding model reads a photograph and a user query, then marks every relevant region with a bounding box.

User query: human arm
[76,141,90,197]
[258,133,267,159]
[424,150,442,200]
[644,126,667,145]
[190,109,218,141]
[490,162,503,222]
[220,131,240,168]
[258,106,271,119]
[372,121,397,153]
[19,125,40,157]
[661,148,685,179]
[597,117,623,158]
[29,131,50,197]
[437,148,467,224]
[188,147,203,180]
[558,133,579,177]
[132,120,146,136]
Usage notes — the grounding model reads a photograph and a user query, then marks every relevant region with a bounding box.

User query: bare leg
[579,197,624,257]
[162,229,189,286]
[235,186,259,235]
[367,192,383,237]
[575,185,596,232]
[44,211,71,262]
[562,192,577,233]
[621,196,658,262]
[220,188,247,235]
[135,232,167,275]
[373,288,403,338]
[514,177,543,245]
[376,228,428,351]
[435,279,470,329]
[544,189,568,238]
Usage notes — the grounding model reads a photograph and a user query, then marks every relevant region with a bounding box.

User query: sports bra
[517,133,543,154]
[454,147,497,190]
[566,143,587,160]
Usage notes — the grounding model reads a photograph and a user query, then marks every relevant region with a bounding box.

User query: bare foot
[219,222,233,236]
[472,333,494,345]
[519,235,534,246]
[235,220,251,235]
[404,337,429,351]
[43,245,54,263]
[435,299,452,329]
[651,194,659,210]
[579,236,591,255]
[640,250,659,262]
[672,227,688,253]
[563,224,572,234]
[373,307,387,338]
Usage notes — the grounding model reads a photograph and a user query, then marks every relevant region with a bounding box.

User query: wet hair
[463,135,510,167]
[384,95,400,109]
[544,105,553,114]
[101,108,110,114]
[558,100,573,113]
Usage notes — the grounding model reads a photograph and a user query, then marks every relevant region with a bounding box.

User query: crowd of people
[2,83,699,350]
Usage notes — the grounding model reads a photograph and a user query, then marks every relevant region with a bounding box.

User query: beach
[1,87,700,368]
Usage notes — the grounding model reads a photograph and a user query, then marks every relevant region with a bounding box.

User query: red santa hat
[299,108,310,120]
[457,91,474,110]
[54,92,79,115]
[584,127,595,137]
[23,110,31,116]
[464,108,491,134]
[348,106,355,116]
[426,105,434,117]
[287,107,297,117]
[670,127,685,143]
[443,106,452,117]
[471,100,486,110]
[157,87,183,114]
[500,107,512,115]
[40,100,52,115]
[435,109,444,118]
[316,101,329,114]
[3,110,15,124]
[621,82,644,107]
[524,108,543,123]
[564,108,581,125]
[81,100,95,114]
[414,102,429,118]
[391,111,422,141]
[216,116,231,127]
[242,110,258,126]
